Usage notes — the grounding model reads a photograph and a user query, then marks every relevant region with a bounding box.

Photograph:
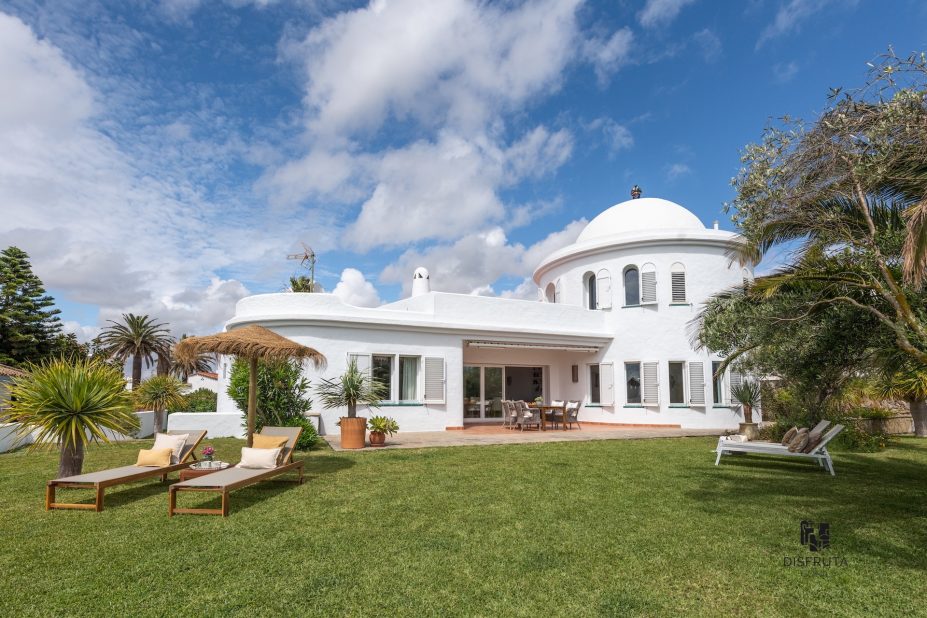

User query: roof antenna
[286,242,317,291]
[630,184,642,199]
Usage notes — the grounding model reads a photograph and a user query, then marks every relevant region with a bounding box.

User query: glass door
[462,365,505,420]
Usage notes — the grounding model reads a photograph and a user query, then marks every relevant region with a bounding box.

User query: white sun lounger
[714,424,844,476]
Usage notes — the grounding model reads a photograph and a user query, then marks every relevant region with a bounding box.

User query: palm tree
[134,375,188,434]
[288,275,323,292]
[99,314,174,390]
[7,358,137,477]
[315,359,388,418]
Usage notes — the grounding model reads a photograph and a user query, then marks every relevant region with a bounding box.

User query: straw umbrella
[175,325,326,446]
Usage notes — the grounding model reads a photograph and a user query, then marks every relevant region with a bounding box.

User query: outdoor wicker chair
[516,400,541,431]
[564,401,581,429]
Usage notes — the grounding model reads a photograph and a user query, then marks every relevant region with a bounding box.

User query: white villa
[215,195,755,435]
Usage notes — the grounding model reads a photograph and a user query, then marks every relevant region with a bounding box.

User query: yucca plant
[7,358,138,477]
[316,359,387,418]
[731,379,762,424]
[134,375,189,434]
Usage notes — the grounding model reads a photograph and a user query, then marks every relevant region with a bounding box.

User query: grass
[1,436,926,617]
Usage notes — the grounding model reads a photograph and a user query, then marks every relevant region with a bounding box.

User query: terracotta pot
[340,416,367,449]
[369,431,386,447]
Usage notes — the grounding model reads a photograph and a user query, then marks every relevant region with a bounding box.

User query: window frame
[623,265,640,307]
[584,271,597,310]
[397,355,421,402]
[624,361,642,405]
[667,360,688,406]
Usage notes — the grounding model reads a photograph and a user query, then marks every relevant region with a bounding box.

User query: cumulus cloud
[638,0,696,29]
[380,219,586,297]
[332,268,382,307]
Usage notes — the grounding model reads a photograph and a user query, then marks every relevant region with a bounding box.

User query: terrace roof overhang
[466,340,602,353]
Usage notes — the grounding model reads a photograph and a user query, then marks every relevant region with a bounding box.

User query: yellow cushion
[252,434,288,450]
[136,448,173,467]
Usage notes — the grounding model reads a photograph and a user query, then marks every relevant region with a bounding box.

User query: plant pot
[340,416,367,449]
[739,422,759,440]
[369,431,386,447]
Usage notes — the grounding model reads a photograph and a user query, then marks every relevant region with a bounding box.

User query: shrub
[228,358,312,426]
[832,420,888,452]
[168,388,217,413]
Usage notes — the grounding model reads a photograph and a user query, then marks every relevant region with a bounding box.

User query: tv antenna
[286,242,316,290]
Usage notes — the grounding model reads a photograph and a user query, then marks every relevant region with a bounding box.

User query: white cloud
[756,0,850,49]
[62,321,101,343]
[332,268,382,307]
[772,60,799,83]
[638,0,696,29]
[666,163,692,180]
[584,27,634,85]
[380,219,586,297]
[692,29,722,62]
[587,117,634,155]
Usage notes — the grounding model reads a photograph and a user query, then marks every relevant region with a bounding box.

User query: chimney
[712,220,719,230]
[411,267,431,297]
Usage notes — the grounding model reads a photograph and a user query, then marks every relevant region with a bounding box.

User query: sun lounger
[714,424,844,476]
[46,430,207,512]
[734,419,831,447]
[168,426,303,517]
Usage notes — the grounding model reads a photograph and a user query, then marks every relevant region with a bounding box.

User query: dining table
[531,404,568,431]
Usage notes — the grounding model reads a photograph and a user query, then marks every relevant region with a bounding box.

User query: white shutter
[348,353,371,379]
[423,357,446,404]
[599,362,614,405]
[688,362,705,406]
[642,362,659,405]
[641,264,657,304]
[596,269,612,309]
[729,370,743,405]
[670,263,686,304]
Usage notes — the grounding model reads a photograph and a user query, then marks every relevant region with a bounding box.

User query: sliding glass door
[462,365,504,420]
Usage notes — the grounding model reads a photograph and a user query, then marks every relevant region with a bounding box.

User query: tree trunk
[132,354,142,390]
[153,407,165,434]
[743,404,753,424]
[347,401,357,418]
[911,399,927,438]
[247,357,257,447]
[59,439,84,477]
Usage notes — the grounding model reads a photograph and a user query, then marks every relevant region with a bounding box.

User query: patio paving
[324,423,727,451]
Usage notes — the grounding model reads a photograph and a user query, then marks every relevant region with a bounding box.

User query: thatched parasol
[0,364,28,378]
[175,325,326,446]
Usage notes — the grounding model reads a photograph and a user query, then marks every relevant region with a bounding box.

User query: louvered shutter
[596,269,612,309]
[670,263,686,303]
[641,264,657,304]
[688,362,705,406]
[729,370,743,405]
[642,362,659,405]
[599,362,614,405]
[423,357,446,404]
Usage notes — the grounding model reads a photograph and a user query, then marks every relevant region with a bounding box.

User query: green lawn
[1,436,926,617]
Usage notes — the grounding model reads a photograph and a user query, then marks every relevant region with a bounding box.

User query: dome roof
[576,197,705,243]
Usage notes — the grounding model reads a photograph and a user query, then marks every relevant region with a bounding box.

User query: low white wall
[168,412,245,439]
[0,411,156,454]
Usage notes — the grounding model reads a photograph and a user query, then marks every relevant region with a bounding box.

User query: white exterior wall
[187,374,219,394]
[537,241,754,428]
[168,412,244,438]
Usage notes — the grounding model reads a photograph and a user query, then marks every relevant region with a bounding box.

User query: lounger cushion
[136,448,173,467]
[803,429,824,453]
[153,433,188,464]
[252,434,288,450]
[788,428,809,452]
[781,426,798,446]
[238,446,282,469]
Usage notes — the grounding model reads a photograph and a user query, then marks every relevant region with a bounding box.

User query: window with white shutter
[584,271,597,310]
[670,262,686,304]
[623,266,640,306]
[422,357,446,404]
[729,369,743,405]
[641,263,657,304]
[688,361,706,406]
[642,361,659,405]
[599,362,614,405]
[596,269,612,309]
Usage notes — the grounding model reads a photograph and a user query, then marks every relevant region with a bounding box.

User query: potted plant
[731,379,761,439]
[367,416,399,447]
[316,359,388,449]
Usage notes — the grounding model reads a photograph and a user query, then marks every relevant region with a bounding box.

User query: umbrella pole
[247,357,258,447]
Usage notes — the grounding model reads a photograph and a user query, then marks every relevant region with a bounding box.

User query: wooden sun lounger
[168,426,303,517]
[714,424,844,476]
[46,430,207,512]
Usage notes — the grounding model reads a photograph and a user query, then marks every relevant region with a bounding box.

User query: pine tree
[0,246,62,366]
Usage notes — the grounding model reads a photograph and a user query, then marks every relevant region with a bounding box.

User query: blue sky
[1,0,925,338]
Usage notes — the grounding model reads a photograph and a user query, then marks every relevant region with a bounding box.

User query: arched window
[596,268,612,309]
[584,272,597,310]
[623,266,639,306]
[670,262,686,304]
[554,279,562,304]
[641,263,657,304]
[545,282,556,303]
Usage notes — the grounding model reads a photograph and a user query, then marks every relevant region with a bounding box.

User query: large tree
[98,314,174,390]
[719,50,927,435]
[0,246,61,366]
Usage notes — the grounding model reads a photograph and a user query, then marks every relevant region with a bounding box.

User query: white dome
[576,197,705,243]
